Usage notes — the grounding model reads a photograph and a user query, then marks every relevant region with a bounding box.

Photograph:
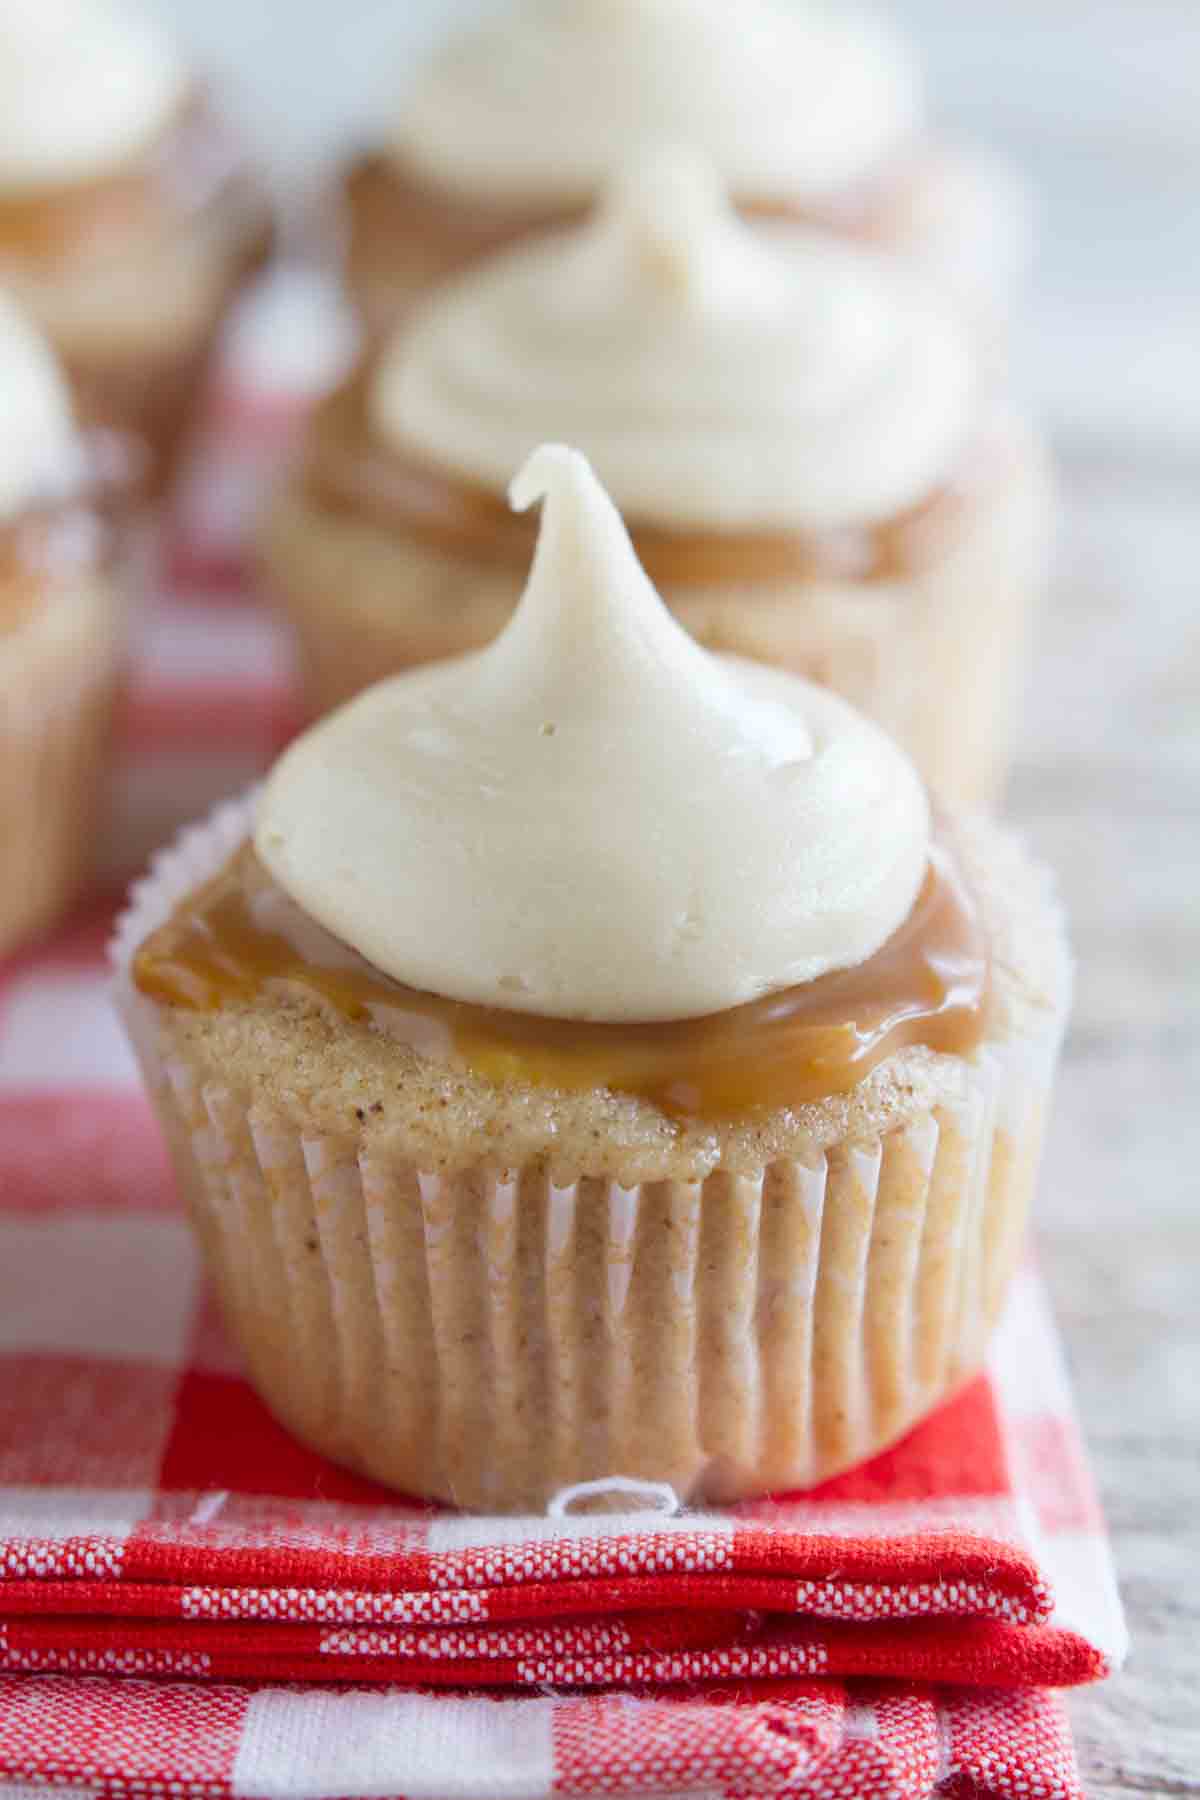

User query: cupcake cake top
[0,291,82,518]
[389,0,919,207]
[257,446,930,1023]
[373,149,975,533]
[0,0,187,191]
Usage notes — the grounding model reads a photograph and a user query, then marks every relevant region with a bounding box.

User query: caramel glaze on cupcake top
[0,290,98,633]
[138,447,993,1122]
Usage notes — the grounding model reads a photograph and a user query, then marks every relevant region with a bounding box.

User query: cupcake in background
[0,292,130,953]
[118,446,1071,1512]
[264,151,1050,808]
[167,263,360,591]
[339,0,1030,335]
[0,0,271,498]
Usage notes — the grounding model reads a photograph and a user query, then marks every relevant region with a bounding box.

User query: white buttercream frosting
[373,149,976,532]
[0,0,187,192]
[390,0,920,205]
[256,446,931,1024]
[0,291,83,518]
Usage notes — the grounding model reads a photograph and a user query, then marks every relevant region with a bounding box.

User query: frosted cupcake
[0,0,270,496]
[0,293,129,953]
[266,153,1050,807]
[340,0,1029,335]
[121,447,1071,1513]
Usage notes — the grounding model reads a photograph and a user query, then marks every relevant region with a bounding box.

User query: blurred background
[142,0,1200,463]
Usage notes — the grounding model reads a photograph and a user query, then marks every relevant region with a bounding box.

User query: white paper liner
[112,793,1066,1512]
[112,788,258,1073]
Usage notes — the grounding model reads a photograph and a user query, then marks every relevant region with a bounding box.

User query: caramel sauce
[133,835,990,1120]
[344,153,592,290]
[343,152,909,300]
[0,93,248,269]
[304,367,979,591]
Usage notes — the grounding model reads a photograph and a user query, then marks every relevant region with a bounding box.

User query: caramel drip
[343,151,908,294]
[343,153,591,289]
[0,92,237,268]
[304,367,978,590]
[133,835,990,1121]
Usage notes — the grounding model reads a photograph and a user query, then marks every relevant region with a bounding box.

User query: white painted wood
[1012,461,1200,1799]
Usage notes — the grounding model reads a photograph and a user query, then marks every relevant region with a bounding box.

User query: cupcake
[120,446,1070,1513]
[0,0,271,497]
[265,152,1050,808]
[339,0,1028,335]
[0,292,129,953]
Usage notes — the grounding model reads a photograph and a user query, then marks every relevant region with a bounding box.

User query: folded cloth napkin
[0,1673,1086,1800]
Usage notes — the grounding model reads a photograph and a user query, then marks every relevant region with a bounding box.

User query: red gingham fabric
[0,1675,1087,1800]
[0,274,1122,1796]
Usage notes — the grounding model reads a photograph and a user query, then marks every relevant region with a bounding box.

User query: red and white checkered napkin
[0,1674,1085,1800]
[0,279,1124,1797]
[0,993,1126,1800]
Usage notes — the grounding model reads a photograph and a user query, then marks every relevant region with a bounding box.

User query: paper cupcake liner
[0,580,126,955]
[114,795,1063,1513]
[263,438,1050,810]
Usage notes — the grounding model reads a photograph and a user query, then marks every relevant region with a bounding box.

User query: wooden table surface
[1009,449,1199,1797]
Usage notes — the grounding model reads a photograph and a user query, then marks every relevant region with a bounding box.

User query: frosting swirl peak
[257,448,931,1023]
[391,0,919,205]
[374,148,975,531]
